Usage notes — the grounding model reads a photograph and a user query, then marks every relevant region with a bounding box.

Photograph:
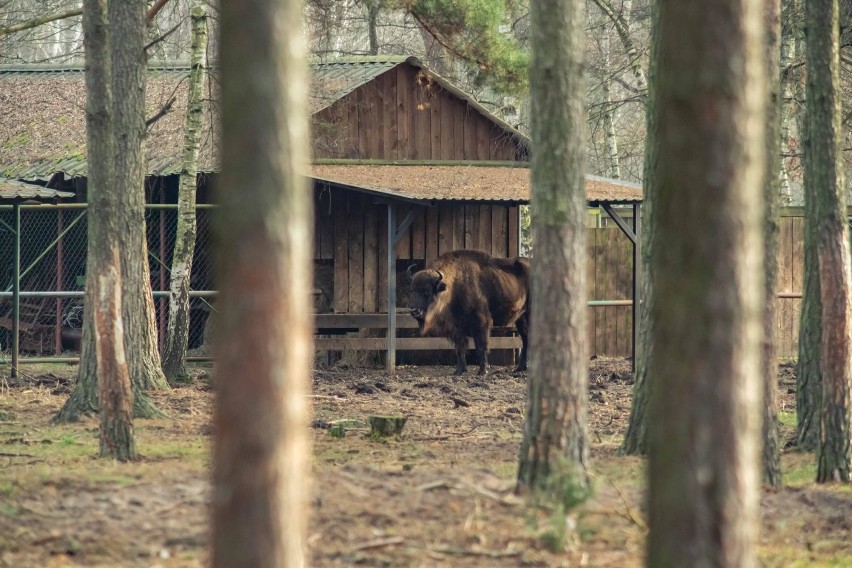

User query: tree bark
[517,0,589,494]
[211,0,313,564]
[591,0,647,102]
[619,0,660,456]
[648,0,765,566]
[112,0,170,396]
[762,0,783,488]
[162,3,208,382]
[96,246,136,461]
[806,0,852,484]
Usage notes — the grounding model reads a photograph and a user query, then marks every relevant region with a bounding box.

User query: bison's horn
[435,270,444,283]
[406,264,417,277]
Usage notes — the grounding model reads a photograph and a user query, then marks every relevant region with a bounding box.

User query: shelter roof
[310,164,642,204]
[0,177,74,201]
[0,56,526,180]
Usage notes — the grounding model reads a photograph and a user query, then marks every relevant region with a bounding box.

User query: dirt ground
[0,358,850,567]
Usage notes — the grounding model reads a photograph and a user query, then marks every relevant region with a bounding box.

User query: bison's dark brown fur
[408,250,530,375]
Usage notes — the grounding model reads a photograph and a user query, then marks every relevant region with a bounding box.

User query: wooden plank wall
[319,194,812,358]
[319,187,519,314]
[311,64,526,161]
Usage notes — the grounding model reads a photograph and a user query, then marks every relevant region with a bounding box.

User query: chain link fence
[0,203,215,366]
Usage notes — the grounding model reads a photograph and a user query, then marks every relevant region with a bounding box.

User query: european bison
[408,250,530,375]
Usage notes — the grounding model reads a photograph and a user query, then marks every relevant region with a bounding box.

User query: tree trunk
[211,0,312,564]
[112,0,170,396]
[648,0,765,565]
[762,0,783,488]
[619,0,659,456]
[602,31,621,179]
[96,245,136,461]
[778,0,799,201]
[366,0,380,55]
[591,0,647,102]
[162,3,208,383]
[517,0,589,494]
[806,0,852,484]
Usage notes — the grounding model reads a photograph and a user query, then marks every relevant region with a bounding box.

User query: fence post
[386,203,397,374]
[11,202,20,378]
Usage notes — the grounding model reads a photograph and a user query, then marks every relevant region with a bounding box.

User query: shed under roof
[0,177,74,201]
[311,164,642,205]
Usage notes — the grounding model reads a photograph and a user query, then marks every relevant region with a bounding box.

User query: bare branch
[0,9,82,38]
[146,0,173,23]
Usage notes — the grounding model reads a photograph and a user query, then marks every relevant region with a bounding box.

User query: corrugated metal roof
[0,177,74,201]
[310,165,642,204]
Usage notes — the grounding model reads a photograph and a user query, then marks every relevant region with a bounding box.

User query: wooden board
[789,216,804,358]
[378,204,389,311]
[465,204,479,250]
[586,227,597,358]
[383,71,398,159]
[453,205,466,251]
[411,205,426,259]
[347,194,365,312]
[440,96,456,159]
[315,336,523,351]
[452,99,466,160]
[478,205,492,254]
[394,204,412,259]
[430,89,442,159]
[425,206,439,264]
[776,217,794,357]
[508,205,519,257]
[476,118,490,160]
[412,70,432,159]
[333,192,350,312]
[315,186,335,260]
[463,105,478,159]
[438,204,454,256]
[491,205,508,257]
[396,65,411,159]
[363,202,378,312]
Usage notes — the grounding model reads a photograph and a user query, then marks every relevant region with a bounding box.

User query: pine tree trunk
[211,0,312,564]
[96,246,137,461]
[619,0,659,456]
[795,0,821,452]
[162,4,208,383]
[762,0,783,488]
[112,0,169,396]
[55,0,113,425]
[517,0,589,493]
[648,0,765,565]
[806,0,852,484]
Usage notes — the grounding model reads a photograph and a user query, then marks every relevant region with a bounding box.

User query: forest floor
[0,357,850,567]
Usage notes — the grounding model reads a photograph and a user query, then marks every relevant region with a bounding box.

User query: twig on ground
[349,536,405,552]
[609,480,646,530]
[0,452,36,457]
[428,545,520,558]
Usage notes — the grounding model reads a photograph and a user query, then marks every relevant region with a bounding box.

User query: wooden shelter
[0,57,642,368]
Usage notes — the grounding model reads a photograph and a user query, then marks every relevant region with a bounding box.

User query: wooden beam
[315,336,523,351]
[601,203,637,243]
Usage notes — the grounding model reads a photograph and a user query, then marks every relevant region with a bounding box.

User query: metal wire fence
[0,203,215,367]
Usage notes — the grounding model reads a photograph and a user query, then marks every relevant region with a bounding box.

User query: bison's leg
[450,330,467,375]
[514,312,529,373]
[473,328,490,375]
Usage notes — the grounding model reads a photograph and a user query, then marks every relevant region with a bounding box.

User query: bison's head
[409,269,447,326]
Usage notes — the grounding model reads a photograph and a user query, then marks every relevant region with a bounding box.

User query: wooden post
[632,202,641,372]
[387,203,397,373]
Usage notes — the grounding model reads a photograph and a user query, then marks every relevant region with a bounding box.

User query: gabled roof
[311,164,642,205]
[0,56,527,180]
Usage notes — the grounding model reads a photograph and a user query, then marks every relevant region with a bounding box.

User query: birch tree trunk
[602,30,621,179]
[591,0,647,102]
[211,0,313,564]
[806,0,852,484]
[162,3,208,382]
[762,0,783,488]
[648,0,765,565]
[517,0,589,494]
